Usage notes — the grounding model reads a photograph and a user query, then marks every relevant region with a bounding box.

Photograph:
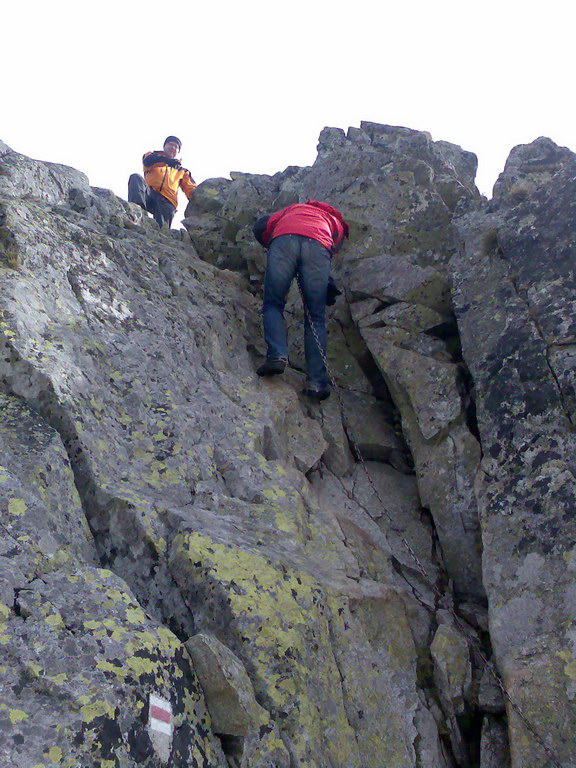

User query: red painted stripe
[150,704,171,723]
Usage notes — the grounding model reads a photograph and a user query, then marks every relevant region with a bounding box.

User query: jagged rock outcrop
[452,136,576,768]
[0,125,574,768]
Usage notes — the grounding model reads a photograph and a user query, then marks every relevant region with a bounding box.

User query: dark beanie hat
[164,135,182,149]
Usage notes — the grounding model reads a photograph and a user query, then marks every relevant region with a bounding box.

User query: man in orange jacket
[128,136,196,228]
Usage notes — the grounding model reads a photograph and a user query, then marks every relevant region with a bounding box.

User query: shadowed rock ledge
[0,126,574,768]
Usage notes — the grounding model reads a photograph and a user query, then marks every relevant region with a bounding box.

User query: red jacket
[260,200,348,253]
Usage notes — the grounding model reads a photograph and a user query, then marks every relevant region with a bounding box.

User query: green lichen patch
[172,530,406,766]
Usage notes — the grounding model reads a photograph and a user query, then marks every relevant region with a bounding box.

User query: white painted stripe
[150,718,172,736]
[149,694,171,711]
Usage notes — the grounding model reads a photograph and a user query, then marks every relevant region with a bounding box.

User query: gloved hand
[326,275,342,306]
[166,158,182,169]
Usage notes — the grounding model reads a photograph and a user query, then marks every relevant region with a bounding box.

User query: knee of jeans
[304,307,326,325]
[263,298,286,312]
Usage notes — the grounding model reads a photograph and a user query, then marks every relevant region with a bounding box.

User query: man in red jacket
[253,200,349,400]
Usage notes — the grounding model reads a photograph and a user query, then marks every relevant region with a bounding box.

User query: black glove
[326,275,342,306]
[142,151,168,167]
[166,158,182,169]
[253,214,271,246]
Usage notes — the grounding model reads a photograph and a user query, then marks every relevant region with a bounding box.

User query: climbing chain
[296,276,563,768]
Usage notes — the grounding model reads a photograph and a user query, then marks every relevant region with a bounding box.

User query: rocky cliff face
[0,126,574,768]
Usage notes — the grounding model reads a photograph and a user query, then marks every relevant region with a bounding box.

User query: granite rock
[0,126,574,768]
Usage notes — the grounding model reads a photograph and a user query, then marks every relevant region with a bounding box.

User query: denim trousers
[262,234,331,387]
[128,174,176,228]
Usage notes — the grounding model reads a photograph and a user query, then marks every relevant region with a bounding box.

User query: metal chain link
[296,276,564,768]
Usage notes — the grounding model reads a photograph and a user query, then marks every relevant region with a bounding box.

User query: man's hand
[165,158,182,169]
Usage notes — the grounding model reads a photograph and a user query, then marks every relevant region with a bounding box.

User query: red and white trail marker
[149,694,173,735]
[148,694,173,761]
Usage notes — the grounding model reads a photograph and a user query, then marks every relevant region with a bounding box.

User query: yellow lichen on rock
[9,708,29,724]
[173,530,362,765]
[8,496,26,516]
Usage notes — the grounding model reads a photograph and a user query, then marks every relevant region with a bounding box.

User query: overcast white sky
[2,0,574,224]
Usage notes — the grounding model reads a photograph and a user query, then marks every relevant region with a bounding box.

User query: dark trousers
[262,234,331,387]
[128,174,176,228]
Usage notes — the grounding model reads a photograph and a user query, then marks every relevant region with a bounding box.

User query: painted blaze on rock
[148,694,173,762]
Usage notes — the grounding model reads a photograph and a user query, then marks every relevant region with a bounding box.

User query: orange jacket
[142,151,196,208]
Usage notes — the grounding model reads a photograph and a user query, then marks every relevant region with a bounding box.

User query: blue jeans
[128,174,175,228]
[262,234,331,387]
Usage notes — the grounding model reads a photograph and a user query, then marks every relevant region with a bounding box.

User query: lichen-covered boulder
[0,392,226,767]
[185,633,290,768]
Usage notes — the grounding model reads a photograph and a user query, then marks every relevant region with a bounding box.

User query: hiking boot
[302,382,330,401]
[257,357,287,376]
